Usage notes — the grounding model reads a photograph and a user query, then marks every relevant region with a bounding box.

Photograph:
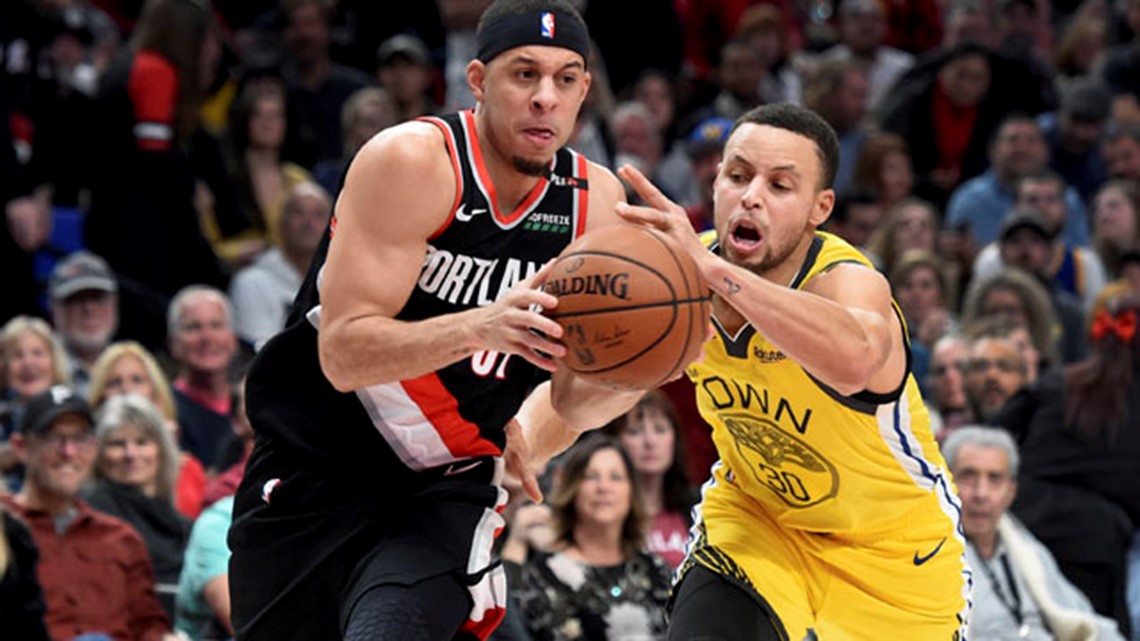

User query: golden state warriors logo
[723,414,838,508]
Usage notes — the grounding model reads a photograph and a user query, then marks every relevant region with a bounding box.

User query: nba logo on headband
[541,11,555,38]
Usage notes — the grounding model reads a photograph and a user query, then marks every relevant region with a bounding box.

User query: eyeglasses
[965,358,1022,374]
[932,361,967,376]
[33,432,96,449]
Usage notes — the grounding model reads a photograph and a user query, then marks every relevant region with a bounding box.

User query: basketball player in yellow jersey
[615,103,971,641]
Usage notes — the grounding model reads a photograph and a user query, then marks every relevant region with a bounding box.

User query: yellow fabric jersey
[688,230,962,535]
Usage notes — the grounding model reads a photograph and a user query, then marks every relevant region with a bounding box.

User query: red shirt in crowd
[0,496,171,641]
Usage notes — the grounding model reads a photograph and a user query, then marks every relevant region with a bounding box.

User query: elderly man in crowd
[168,286,239,471]
[943,426,1125,641]
[48,251,119,396]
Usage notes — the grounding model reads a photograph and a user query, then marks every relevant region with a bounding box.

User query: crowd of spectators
[2,0,1140,639]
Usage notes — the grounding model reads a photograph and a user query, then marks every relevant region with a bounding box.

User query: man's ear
[810,189,835,227]
[467,60,487,102]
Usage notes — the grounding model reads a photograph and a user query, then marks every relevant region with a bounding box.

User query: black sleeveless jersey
[244,110,591,474]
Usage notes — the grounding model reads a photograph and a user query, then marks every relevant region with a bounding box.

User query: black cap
[999,210,1052,242]
[19,386,95,436]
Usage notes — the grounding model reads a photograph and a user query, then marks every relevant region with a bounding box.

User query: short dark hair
[989,112,1039,148]
[477,0,586,38]
[731,103,841,190]
[1014,168,1065,195]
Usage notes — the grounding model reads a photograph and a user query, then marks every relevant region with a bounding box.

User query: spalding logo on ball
[543,224,712,390]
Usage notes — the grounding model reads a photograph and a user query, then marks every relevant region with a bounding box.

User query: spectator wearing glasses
[963,317,1031,422]
[0,386,174,641]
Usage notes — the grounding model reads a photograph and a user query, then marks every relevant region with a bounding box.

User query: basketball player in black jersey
[227,2,643,640]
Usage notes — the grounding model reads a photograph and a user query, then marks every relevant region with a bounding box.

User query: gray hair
[166,285,234,340]
[941,425,1019,477]
[95,393,182,504]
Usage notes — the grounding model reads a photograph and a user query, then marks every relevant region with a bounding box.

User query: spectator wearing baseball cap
[376,34,440,123]
[1040,77,1112,202]
[1,385,175,641]
[48,251,119,397]
[973,170,1108,310]
[996,208,1090,363]
[684,117,733,232]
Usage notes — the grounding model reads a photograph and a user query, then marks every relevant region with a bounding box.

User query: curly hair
[960,268,1060,367]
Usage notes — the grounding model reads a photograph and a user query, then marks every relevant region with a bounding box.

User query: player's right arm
[318,123,567,393]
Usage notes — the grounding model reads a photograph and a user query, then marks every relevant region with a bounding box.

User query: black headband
[477,10,589,66]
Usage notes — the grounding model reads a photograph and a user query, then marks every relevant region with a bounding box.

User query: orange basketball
[543,224,712,390]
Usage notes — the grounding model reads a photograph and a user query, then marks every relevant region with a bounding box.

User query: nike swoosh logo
[444,460,483,476]
[455,205,488,222]
[913,537,947,566]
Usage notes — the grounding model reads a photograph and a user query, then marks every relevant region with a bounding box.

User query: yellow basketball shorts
[680,485,972,641]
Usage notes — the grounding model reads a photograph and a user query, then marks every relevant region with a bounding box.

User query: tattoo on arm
[723,277,742,295]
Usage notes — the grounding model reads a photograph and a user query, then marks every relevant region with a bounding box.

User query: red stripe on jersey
[400,373,502,458]
[419,116,464,240]
[461,110,549,226]
[575,153,589,238]
[461,607,506,641]
[128,51,178,152]
[329,214,337,239]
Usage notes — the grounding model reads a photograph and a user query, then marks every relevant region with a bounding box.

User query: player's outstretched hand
[615,164,706,267]
[503,418,543,503]
[473,260,567,372]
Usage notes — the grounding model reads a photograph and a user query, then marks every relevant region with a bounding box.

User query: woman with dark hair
[602,391,696,570]
[86,0,229,349]
[515,437,672,641]
[991,295,1140,636]
[201,78,312,266]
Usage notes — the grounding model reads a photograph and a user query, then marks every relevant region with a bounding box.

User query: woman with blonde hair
[1,317,71,490]
[83,394,190,619]
[88,341,206,518]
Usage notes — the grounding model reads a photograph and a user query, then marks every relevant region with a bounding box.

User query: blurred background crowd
[1,0,1140,639]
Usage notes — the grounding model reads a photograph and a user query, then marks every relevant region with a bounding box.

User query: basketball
[542,224,712,390]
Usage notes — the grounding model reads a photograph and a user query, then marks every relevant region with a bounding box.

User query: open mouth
[727,219,763,252]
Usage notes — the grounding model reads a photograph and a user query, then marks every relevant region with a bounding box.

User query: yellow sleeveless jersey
[688,230,962,535]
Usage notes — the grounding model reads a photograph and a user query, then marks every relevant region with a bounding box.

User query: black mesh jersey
[245,110,592,475]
